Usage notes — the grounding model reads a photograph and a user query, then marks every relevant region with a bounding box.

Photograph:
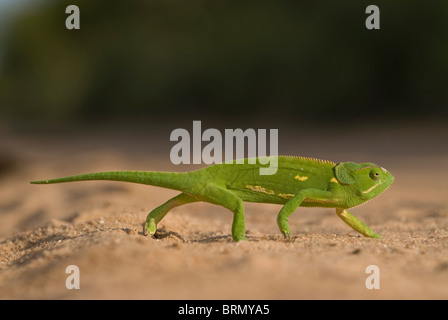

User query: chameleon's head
[334,162,394,206]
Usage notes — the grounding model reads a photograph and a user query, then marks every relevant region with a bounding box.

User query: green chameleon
[31,156,394,241]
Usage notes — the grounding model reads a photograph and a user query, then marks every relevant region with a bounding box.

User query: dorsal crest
[281,155,336,166]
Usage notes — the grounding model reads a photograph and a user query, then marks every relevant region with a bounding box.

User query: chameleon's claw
[281,231,293,241]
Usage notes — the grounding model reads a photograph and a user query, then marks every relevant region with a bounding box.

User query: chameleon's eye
[369,170,381,180]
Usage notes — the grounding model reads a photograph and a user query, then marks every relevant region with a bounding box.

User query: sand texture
[1,124,447,299]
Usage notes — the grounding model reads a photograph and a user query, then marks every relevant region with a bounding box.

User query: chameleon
[30,156,394,241]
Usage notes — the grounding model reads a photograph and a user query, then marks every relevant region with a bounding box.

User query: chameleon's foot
[233,235,248,242]
[336,208,382,239]
[368,232,382,239]
[143,218,157,236]
[281,230,293,241]
[277,219,293,241]
[232,229,248,242]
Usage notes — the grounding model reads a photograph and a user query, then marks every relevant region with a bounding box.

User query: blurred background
[0,0,447,128]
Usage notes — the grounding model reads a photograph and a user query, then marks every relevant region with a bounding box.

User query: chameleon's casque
[31,156,394,241]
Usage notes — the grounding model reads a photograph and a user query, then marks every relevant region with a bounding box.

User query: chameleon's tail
[30,171,192,192]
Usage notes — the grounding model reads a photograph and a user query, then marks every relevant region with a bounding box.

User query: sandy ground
[0,123,447,300]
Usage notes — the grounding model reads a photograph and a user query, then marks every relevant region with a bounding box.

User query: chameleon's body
[31,156,394,241]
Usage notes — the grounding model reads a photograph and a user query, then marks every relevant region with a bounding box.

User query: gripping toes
[144,218,157,236]
[277,217,292,240]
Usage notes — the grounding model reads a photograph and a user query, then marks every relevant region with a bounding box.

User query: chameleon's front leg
[277,189,332,240]
[335,208,381,239]
[144,192,198,236]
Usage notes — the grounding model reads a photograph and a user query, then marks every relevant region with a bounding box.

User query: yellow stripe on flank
[330,177,339,184]
[278,193,295,200]
[245,185,275,195]
[294,175,308,181]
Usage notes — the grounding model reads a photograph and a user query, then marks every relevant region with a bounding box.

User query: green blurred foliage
[0,0,447,123]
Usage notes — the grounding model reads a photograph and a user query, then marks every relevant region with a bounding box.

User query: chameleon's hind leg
[277,189,332,240]
[336,208,381,239]
[202,185,247,242]
[144,192,198,236]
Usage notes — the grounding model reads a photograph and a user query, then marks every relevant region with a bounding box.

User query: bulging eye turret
[369,169,381,180]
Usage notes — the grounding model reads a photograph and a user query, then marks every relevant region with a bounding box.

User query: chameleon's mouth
[362,181,383,194]
[349,180,393,210]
